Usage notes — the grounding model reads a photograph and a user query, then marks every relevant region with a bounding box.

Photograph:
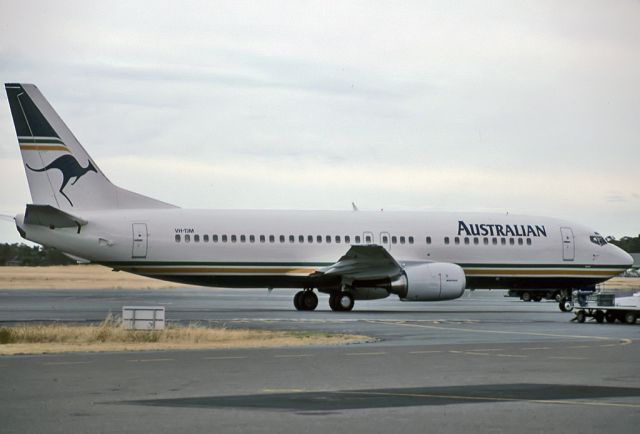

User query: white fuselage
[17,208,632,292]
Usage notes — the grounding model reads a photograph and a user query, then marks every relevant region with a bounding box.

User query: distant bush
[0,243,75,266]
[609,236,640,253]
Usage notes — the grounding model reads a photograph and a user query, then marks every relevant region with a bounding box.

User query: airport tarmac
[1,288,639,433]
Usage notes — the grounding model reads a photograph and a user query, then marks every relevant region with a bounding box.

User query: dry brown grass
[0,265,190,289]
[0,316,368,355]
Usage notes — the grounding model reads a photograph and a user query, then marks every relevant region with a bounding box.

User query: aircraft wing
[314,245,403,284]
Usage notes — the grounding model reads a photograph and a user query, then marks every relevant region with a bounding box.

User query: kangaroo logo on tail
[26,155,97,206]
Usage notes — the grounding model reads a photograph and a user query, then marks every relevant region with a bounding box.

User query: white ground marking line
[496,354,527,358]
[42,361,92,366]
[273,354,312,358]
[522,347,552,350]
[334,390,640,409]
[367,320,632,343]
[202,356,247,360]
[567,345,591,349]
[409,350,443,354]
[548,356,587,360]
[127,358,174,363]
[345,352,387,356]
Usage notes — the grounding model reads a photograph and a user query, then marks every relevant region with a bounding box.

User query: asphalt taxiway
[1,289,639,433]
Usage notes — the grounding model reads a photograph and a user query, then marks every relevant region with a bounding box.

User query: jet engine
[389,262,466,301]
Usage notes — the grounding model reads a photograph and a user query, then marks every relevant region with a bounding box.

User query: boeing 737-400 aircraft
[4,83,633,311]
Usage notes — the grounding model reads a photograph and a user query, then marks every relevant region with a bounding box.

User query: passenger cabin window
[326,235,331,243]
[464,237,469,245]
[336,235,341,243]
[501,238,506,245]
[175,234,181,242]
[454,237,460,245]
[289,235,295,243]
[392,236,397,244]
[185,234,191,243]
[345,235,351,243]
[299,235,304,243]
[483,237,488,245]
[355,235,361,244]
[231,235,237,243]
[409,236,414,244]
[213,235,219,242]
[473,237,479,245]
[400,236,406,244]
[509,238,515,245]
[382,235,389,243]
[280,235,285,243]
[194,235,200,242]
[317,235,322,243]
[203,235,209,242]
[250,235,255,243]
[269,235,275,243]
[526,238,532,245]
[444,237,450,245]
[492,237,497,245]
[365,234,372,243]
[308,235,313,243]
[240,235,246,243]
[260,235,265,243]
[426,236,432,244]
[518,238,523,245]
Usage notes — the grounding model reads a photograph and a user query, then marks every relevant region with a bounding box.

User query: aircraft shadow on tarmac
[120,384,640,412]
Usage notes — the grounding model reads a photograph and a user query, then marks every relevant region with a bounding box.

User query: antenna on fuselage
[352,202,359,211]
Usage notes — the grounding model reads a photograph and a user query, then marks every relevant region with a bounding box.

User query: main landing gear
[293,290,318,311]
[329,291,354,312]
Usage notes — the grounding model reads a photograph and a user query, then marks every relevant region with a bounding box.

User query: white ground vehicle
[572,290,640,324]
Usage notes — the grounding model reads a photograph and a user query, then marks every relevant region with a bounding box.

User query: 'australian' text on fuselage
[457,221,547,238]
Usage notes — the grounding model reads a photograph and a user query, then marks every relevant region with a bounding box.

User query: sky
[0,0,639,245]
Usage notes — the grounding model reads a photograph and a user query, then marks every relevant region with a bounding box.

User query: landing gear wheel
[293,291,304,311]
[605,311,616,323]
[624,312,637,325]
[559,298,573,312]
[594,310,604,323]
[533,295,542,302]
[576,310,586,323]
[336,291,354,312]
[329,293,341,311]
[521,292,531,302]
[294,290,318,311]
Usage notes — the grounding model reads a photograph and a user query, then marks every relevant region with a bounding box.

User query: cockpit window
[589,233,607,246]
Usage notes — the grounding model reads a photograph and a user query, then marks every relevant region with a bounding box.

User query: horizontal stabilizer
[24,204,87,228]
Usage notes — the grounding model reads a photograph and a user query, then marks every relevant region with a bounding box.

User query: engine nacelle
[392,262,466,301]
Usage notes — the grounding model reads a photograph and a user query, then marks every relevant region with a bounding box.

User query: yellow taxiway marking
[202,356,247,360]
[42,361,92,366]
[127,358,174,363]
[345,352,386,356]
[262,388,307,393]
[273,354,312,358]
[334,390,640,409]
[567,345,591,349]
[368,320,632,343]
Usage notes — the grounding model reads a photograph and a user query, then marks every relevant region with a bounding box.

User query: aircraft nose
[614,246,634,268]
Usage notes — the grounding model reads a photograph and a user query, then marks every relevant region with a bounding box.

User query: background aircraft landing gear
[329,291,354,312]
[559,298,573,312]
[294,290,318,311]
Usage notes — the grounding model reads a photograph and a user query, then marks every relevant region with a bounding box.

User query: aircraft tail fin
[4,83,177,211]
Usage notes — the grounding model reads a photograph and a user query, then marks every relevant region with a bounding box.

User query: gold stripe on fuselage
[125,267,319,275]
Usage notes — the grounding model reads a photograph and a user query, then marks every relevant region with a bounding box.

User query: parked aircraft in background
[5,83,633,311]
